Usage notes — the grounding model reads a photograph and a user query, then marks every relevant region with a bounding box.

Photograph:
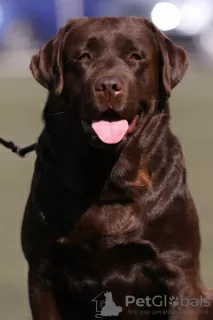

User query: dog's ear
[144,18,188,97]
[30,24,71,95]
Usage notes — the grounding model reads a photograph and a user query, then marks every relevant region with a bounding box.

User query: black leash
[0,109,67,158]
[0,137,36,157]
[0,112,66,158]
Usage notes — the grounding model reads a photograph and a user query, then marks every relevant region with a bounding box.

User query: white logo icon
[168,296,179,307]
[92,291,123,318]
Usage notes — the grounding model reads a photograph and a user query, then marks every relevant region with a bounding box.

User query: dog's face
[30,17,188,147]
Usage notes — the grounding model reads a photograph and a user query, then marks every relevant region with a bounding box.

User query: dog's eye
[129,53,143,62]
[76,52,91,62]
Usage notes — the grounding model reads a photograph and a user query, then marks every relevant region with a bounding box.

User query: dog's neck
[36,127,119,198]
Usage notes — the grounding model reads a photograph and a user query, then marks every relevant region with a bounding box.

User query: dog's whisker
[47,112,65,116]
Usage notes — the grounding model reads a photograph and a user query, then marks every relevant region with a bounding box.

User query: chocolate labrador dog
[21,17,213,319]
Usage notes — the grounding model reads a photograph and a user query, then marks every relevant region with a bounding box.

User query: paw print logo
[168,296,179,307]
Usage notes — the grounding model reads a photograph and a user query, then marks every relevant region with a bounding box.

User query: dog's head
[30,17,188,148]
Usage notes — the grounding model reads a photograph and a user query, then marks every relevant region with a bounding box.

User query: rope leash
[0,112,66,158]
[0,137,36,157]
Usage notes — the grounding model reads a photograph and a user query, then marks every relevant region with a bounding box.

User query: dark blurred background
[0,0,212,319]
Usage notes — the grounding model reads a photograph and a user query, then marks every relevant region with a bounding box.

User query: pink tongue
[92,120,129,144]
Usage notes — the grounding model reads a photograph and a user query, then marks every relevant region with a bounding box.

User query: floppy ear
[144,18,188,97]
[30,25,69,95]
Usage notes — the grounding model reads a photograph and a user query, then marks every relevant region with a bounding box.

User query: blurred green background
[0,59,212,319]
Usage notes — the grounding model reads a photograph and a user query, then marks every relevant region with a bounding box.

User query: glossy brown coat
[21,17,213,319]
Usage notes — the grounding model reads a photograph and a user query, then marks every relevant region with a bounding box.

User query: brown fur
[21,17,213,319]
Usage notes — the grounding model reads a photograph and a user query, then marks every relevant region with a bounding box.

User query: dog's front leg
[28,268,61,320]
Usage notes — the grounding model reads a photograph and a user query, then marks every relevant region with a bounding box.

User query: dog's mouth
[81,110,140,145]
[91,115,139,144]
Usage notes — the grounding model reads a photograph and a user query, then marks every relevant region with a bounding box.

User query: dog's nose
[95,76,123,97]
